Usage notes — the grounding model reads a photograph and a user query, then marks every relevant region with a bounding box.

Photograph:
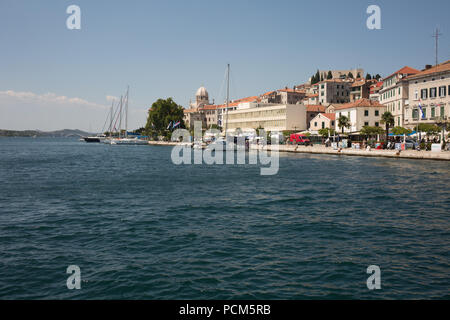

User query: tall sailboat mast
[125,86,129,138]
[225,63,230,135]
[109,100,114,138]
[119,95,123,139]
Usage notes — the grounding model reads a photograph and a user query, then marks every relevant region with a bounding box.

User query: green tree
[391,126,412,136]
[314,70,320,83]
[337,115,350,134]
[381,111,395,139]
[418,123,440,136]
[145,98,185,138]
[360,126,385,138]
[348,72,354,79]
[327,71,333,79]
[375,74,381,80]
[311,72,319,84]
[365,73,372,80]
[356,72,361,79]
[209,124,222,131]
[319,128,335,137]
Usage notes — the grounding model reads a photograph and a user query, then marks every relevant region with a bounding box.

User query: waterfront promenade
[148,141,450,161]
[252,144,450,161]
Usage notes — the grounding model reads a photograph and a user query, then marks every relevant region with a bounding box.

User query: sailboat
[103,87,148,145]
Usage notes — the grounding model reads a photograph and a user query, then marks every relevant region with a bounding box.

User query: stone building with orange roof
[317,79,352,105]
[379,66,420,127]
[259,87,306,105]
[309,113,336,132]
[333,99,386,133]
[403,60,450,129]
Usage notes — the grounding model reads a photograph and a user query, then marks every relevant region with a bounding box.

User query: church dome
[196,86,209,98]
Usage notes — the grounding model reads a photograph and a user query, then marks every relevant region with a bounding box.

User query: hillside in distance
[0,129,92,137]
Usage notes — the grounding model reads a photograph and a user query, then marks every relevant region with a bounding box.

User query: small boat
[83,134,106,143]
[107,137,148,145]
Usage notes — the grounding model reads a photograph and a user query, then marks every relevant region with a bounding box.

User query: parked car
[290,134,311,145]
[404,139,419,150]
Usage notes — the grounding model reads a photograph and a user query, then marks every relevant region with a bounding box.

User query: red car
[290,134,311,145]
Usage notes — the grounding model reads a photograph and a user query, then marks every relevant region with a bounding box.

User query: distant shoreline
[0,129,91,138]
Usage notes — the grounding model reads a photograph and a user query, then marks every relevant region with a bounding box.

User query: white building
[334,98,386,133]
[225,103,307,132]
[404,60,450,129]
[379,66,419,127]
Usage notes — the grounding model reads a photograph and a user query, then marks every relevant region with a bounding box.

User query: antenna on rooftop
[432,28,442,66]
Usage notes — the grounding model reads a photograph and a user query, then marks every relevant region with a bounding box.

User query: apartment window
[430,87,437,98]
[439,86,446,97]
[321,122,325,129]
[364,122,369,126]
[375,110,379,116]
[441,106,445,118]
[364,110,369,116]
[331,121,335,126]
[431,107,435,118]
[397,117,400,126]
[398,87,401,95]
[412,109,419,119]
[414,90,418,100]
[321,84,324,89]
[375,122,379,127]
[423,108,427,118]
[421,89,428,99]
[314,122,317,127]
[398,102,401,111]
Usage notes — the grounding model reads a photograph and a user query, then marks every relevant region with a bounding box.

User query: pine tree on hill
[366,73,372,80]
[348,72,354,79]
[327,71,333,79]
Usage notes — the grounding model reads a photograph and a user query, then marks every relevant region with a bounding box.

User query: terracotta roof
[199,105,219,110]
[306,105,326,112]
[233,96,259,103]
[183,108,199,113]
[262,91,276,96]
[351,80,367,87]
[321,113,336,121]
[334,98,385,110]
[214,96,259,109]
[405,60,450,80]
[277,88,305,93]
[384,66,420,80]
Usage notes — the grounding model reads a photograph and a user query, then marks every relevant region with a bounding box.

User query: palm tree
[338,115,350,134]
[381,111,395,140]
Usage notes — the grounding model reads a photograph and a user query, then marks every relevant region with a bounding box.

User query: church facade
[183,86,219,129]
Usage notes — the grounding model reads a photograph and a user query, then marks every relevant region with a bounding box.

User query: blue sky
[1,0,449,131]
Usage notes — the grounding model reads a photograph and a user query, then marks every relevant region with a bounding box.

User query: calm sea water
[0,137,449,299]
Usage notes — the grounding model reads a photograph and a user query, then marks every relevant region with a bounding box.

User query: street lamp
[436,115,449,148]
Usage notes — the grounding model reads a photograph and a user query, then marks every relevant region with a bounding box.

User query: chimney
[425,64,432,70]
